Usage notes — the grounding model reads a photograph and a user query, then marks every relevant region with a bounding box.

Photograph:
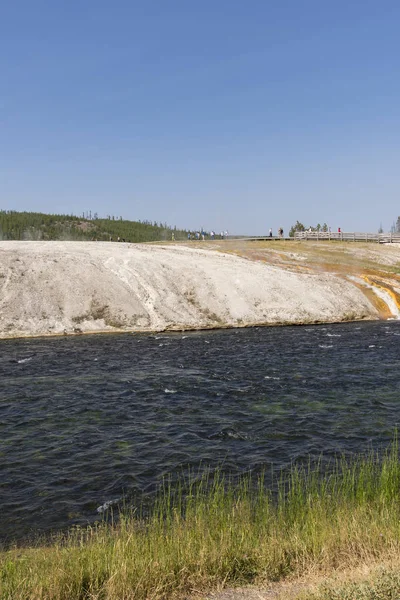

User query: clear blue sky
[1,1,399,234]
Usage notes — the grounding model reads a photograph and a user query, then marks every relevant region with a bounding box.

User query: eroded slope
[0,241,387,338]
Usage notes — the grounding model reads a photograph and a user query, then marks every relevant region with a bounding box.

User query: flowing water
[1,321,400,544]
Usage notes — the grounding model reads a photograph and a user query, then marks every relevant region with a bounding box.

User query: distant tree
[378,222,384,234]
[289,220,306,237]
[396,217,400,233]
[289,220,331,236]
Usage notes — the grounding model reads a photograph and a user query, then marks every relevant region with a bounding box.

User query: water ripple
[1,321,400,543]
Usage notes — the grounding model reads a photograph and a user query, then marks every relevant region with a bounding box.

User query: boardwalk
[294,231,400,243]
[221,232,400,243]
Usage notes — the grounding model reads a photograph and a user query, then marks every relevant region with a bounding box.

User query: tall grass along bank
[2,442,400,599]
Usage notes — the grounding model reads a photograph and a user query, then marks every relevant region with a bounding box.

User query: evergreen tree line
[0,210,191,242]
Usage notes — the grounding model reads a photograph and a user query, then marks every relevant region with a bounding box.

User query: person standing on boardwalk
[269,228,272,237]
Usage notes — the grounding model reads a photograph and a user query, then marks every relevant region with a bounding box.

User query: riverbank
[1,240,400,339]
[2,443,400,599]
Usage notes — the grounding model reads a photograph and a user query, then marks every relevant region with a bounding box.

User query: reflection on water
[1,321,400,543]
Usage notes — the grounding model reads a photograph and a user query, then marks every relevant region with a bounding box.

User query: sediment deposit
[0,240,399,339]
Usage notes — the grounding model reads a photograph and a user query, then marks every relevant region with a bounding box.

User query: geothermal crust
[0,241,384,339]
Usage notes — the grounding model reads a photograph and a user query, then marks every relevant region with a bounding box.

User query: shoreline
[0,314,375,341]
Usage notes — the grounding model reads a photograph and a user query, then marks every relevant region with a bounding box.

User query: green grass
[2,441,400,599]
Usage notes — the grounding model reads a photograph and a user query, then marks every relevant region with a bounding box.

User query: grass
[298,565,400,599]
[3,441,400,599]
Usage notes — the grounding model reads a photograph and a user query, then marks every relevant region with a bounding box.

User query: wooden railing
[294,231,400,243]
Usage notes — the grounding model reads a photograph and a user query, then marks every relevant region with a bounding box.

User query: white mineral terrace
[0,241,399,339]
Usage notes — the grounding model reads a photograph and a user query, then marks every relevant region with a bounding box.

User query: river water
[1,321,400,544]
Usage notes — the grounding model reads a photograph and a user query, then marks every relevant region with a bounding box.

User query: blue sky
[1,1,399,234]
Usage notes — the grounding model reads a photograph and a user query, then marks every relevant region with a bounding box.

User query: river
[1,320,400,544]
